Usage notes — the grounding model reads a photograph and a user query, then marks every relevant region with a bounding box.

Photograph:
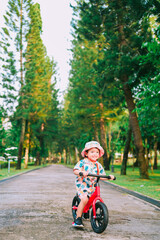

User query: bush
[0,161,16,169]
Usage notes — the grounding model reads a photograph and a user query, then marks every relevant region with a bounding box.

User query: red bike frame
[73,174,110,218]
[84,182,104,218]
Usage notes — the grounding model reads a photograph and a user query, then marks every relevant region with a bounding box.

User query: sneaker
[72,217,84,228]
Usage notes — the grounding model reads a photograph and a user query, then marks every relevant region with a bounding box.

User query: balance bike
[72,173,116,233]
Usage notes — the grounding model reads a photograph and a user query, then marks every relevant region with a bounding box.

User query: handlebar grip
[79,172,83,176]
[106,175,116,180]
[107,176,116,180]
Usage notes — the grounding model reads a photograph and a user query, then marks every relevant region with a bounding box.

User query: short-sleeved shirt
[73,158,105,198]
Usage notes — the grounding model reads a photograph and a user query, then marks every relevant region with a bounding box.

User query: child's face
[86,147,100,162]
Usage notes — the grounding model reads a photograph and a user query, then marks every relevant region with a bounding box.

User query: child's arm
[100,175,115,181]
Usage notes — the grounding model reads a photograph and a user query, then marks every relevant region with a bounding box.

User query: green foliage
[0,1,59,165]
[23,3,59,159]
[0,0,33,113]
[59,34,124,159]
[109,113,130,153]
[5,117,21,153]
[135,30,160,141]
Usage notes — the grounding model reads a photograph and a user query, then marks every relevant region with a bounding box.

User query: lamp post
[8,159,10,173]
[111,151,114,173]
[5,147,18,174]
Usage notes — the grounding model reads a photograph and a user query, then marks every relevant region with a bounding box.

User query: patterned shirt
[74,158,105,197]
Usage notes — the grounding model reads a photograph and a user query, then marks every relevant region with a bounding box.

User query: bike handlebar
[79,172,116,180]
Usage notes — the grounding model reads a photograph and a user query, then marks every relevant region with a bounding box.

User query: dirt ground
[0,164,160,240]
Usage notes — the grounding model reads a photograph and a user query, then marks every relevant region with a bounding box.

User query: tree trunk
[48,151,52,163]
[123,82,148,178]
[24,145,29,169]
[92,121,99,142]
[121,119,132,175]
[58,152,62,164]
[67,147,73,164]
[24,122,30,169]
[153,140,158,170]
[145,138,149,168]
[24,132,30,169]
[35,151,40,166]
[75,147,79,164]
[99,113,109,170]
[78,148,82,160]
[16,118,26,169]
[63,149,67,164]
[108,124,112,154]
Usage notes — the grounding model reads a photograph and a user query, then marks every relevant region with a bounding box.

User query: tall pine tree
[0,0,33,169]
[24,3,58,166]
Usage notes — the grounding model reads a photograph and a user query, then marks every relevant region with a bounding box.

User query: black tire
[72,195,80,220]
[90,202,109,234]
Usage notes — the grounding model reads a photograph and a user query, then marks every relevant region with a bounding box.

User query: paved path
[0,165,160,240]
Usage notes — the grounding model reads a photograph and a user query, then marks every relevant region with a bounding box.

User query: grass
[106,164,160,201]
[0,162,48,180]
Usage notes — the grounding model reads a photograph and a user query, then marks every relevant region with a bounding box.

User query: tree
[0,0,33,169]
[70,0,160,178]
[24,3,59,167]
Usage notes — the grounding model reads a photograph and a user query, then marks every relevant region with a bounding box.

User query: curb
[0,165,49,184]
[103,180,160,209]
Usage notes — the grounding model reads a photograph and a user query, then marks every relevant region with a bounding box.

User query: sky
[0,0,75,101]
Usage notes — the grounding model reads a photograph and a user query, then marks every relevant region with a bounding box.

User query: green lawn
[106,164,160,201]
[0,162,48,180]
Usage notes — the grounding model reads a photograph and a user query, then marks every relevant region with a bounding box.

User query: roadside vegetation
[107,164,160,201]
[0,161,48,180]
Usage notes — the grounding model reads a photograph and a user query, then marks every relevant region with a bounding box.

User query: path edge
[103,180,160,209]
[0,165,50,184]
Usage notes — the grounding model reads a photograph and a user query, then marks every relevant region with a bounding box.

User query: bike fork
[92,197,104,218]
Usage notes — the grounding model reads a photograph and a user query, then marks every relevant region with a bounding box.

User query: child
[72,141,115,228]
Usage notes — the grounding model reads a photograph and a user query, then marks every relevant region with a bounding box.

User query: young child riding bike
[72,141,115,228]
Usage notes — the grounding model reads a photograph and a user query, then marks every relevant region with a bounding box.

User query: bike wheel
[91,202,109,234]
[72,195,80,220]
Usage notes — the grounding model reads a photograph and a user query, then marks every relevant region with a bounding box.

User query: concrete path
[0,165,160,240]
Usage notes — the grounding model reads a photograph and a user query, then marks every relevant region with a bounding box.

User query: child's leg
[76,195,89,218]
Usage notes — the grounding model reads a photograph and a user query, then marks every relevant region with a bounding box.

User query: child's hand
[79,171,88,177]
[109,175,115,180]
[83,171,89,177]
